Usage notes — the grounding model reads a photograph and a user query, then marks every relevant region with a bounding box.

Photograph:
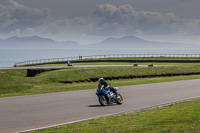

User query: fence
[14,54,200,66]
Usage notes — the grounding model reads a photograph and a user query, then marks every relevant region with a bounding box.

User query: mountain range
[0,36,80,49]
[0,35,199,49]
[86,36,200,49]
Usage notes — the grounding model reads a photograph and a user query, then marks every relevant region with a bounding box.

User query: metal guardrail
[14,54,200,66]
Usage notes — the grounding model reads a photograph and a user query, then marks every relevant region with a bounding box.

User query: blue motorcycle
[96,86,123,106]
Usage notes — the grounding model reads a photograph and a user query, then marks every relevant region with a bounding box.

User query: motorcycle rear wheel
[99,96,108,106]
[116,93,123,104]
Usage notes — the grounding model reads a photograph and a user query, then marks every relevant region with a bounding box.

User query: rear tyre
[116,93,123,104]
[99,96,108,106]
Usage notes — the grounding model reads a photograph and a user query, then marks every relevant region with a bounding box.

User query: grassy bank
[28,99,200,133]
[41,65,200,82]
[1,65,200,97]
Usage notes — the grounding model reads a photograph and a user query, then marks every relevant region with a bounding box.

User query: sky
[1,0,200,44]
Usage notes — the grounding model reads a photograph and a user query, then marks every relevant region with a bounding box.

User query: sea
[1,48,200,67]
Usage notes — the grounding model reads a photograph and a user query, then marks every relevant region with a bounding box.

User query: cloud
[0,0,50,31]
[92,3,200,36]
[10,29,21,34]
[92,4,179,35]
[94,4,134,24]
[23,28,36,34]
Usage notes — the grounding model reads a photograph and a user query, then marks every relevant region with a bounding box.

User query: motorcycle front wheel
[116,93,123,104]
[99,96,108,106]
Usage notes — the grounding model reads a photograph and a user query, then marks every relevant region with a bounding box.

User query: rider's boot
[113,90,118,97]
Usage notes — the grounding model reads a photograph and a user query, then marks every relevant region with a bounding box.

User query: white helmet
[98,77,104,84]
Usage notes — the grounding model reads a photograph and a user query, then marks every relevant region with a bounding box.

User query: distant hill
[0,36,80,49]
[85,36,199,49]
[0,35,199,49]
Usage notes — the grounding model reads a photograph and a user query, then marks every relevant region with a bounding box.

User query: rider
[98,77,117,95]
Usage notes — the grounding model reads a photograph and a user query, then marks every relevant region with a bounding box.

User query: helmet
[98,78,104,84]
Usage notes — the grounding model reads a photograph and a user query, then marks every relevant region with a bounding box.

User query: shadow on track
[88,104,118,107]
[88,105,103,107]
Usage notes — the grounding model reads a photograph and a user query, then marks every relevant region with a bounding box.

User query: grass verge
[27,98,200,133]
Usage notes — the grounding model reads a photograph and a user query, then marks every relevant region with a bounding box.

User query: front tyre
[116,93,123,104]
[99,96,108,106]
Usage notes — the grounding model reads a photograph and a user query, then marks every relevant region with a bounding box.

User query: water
[1,48,200,67]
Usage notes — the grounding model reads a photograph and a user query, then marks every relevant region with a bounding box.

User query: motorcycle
[96,86,123,106]
[67,61,73,66]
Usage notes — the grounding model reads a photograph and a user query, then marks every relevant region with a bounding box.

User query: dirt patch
[84,70,94,74]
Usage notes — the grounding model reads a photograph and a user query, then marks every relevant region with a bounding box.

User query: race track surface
[0,79,200,133]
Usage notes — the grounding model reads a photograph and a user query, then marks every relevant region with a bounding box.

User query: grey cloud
[94,4,134,24]
[92,3,182,35]
[0,0,50,31]
[91,3,200,36]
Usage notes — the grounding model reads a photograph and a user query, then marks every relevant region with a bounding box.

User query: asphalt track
[1,79,200,133]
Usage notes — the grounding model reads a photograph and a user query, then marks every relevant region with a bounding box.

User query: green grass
[1,65,200,97]
[28,99,200,133]
[39,65,200,82]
